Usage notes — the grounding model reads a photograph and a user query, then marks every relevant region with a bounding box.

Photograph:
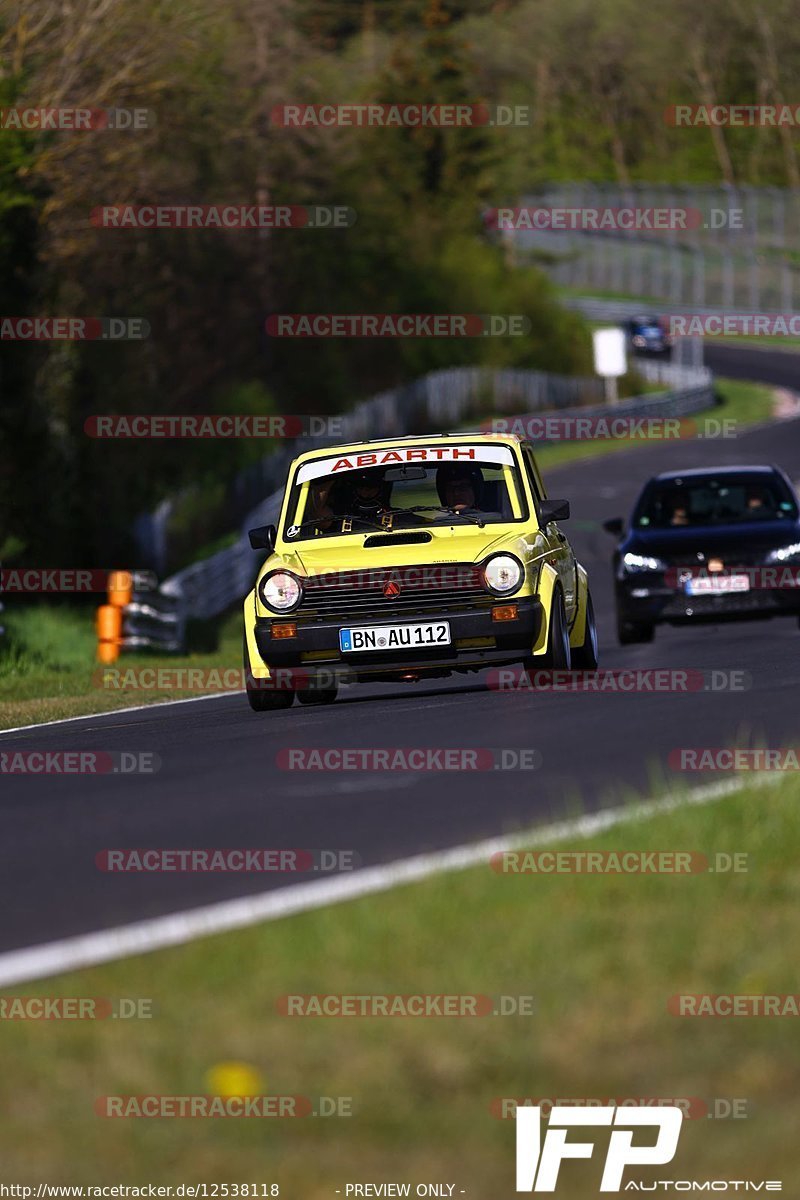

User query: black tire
[243,633,294,711]
[571,589,599,670]
[616,616,655,645]
[525,588,571,676]
[296,686,338,706]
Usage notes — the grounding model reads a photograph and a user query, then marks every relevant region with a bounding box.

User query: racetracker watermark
[271,103,532,127]
[487,668,751,693]
[94,667,352,692]
[95,848,359,872]
[669,748,800,771]
[485,206,706,232]
[0,751,159,775]
[90,205,355,229]
[303,564,484,590]
[1,568,155,594]
[1,318,149,340]
[487,415,738,441]
[95,1095,351,1118]
[0,107,153,130]
[668,313,800,337]
[265,313,529,337]
[84,415,350,439]
[276,994,534,1016]
[669,994,800,1017]
[275,748,541,771]
[490,850,748,874]
[0,997,153,1019]
[491,1097,748,1120]
[665,104,800,127]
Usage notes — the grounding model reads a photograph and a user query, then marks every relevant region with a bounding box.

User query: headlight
[632,335,646,347]
[482,553,523,595]
[767,542,800,563]
[622,552,664,573]
[259,570,302,612]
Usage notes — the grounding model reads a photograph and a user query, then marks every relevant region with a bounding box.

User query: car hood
[622,520,800,560]
[271,526,517,578]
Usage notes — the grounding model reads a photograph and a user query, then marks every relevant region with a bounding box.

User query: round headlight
[482,554,523,595]
[259,570,302,612]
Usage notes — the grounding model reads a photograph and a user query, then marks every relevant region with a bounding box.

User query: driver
[436,463,484,512]
[348,467,392,525]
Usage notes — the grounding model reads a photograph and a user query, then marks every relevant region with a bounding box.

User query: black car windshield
[633,473,798,529]
[282,445,527,541]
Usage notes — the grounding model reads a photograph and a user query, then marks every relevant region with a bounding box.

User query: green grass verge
[705,335,800,350]
[1,775,797,1184]
[0,607,243,731]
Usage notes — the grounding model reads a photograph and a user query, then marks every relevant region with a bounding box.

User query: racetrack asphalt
[1,344,798,956]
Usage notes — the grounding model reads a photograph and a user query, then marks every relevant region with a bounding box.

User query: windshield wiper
[387,505,487,529]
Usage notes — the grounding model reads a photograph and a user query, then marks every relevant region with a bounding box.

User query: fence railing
[502,183,800,312]
[133,364,609,576]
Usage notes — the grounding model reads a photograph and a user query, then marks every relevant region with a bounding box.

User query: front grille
[299,562,489,622]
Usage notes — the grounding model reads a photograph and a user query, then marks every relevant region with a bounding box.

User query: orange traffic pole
[96,600,123,662]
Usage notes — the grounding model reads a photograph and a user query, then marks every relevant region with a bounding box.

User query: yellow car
[243,433,598,710]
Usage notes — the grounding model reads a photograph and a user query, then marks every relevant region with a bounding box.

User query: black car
[624,314,673,357]
[604,465,800,644]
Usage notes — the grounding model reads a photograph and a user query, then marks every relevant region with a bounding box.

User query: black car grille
[298,563,490,622]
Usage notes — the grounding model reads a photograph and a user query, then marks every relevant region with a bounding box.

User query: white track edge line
[0,775,757,988]
[0,691,243,737]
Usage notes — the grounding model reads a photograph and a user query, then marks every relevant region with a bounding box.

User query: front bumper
[253,597,543,678]
[616,577,800,624]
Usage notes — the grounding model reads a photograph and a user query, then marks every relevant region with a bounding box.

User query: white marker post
[592,327,627,406]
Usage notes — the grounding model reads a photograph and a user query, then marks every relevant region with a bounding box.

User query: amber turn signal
[491,604,518,622]
[271,623,297,639]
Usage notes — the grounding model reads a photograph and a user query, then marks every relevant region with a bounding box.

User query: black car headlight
[258,570,303,612]
[621,552,665,573]
[767,542,800,564]
[482,553,524,596]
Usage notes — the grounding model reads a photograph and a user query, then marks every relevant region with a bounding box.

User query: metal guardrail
[122,368,716,652]
[134,364,609,574]
[505,183,800,312]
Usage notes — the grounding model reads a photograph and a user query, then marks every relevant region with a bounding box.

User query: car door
[522,445,577,619]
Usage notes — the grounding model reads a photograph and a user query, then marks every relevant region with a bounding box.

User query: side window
[521,448,543,511]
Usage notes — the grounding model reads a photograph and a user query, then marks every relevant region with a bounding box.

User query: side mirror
[539,499,570,524]
[249,524,277,552]
[602,517,624,536]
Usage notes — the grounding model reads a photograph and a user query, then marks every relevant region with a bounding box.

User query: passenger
[307,477,336,532]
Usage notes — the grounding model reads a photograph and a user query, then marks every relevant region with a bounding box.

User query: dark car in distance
[623,314,673,357]
[604,465,800,644]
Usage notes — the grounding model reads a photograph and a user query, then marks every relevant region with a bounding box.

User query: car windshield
[633,473,798,529]
[282,445,527,541]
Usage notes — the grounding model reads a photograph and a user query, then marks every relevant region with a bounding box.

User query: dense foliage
[1,0,797,564]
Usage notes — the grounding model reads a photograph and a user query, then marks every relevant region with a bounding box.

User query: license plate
[339,621,451,653]
[685,575,750,596]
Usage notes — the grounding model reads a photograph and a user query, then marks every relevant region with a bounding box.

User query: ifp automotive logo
[515,1104,682,1192]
